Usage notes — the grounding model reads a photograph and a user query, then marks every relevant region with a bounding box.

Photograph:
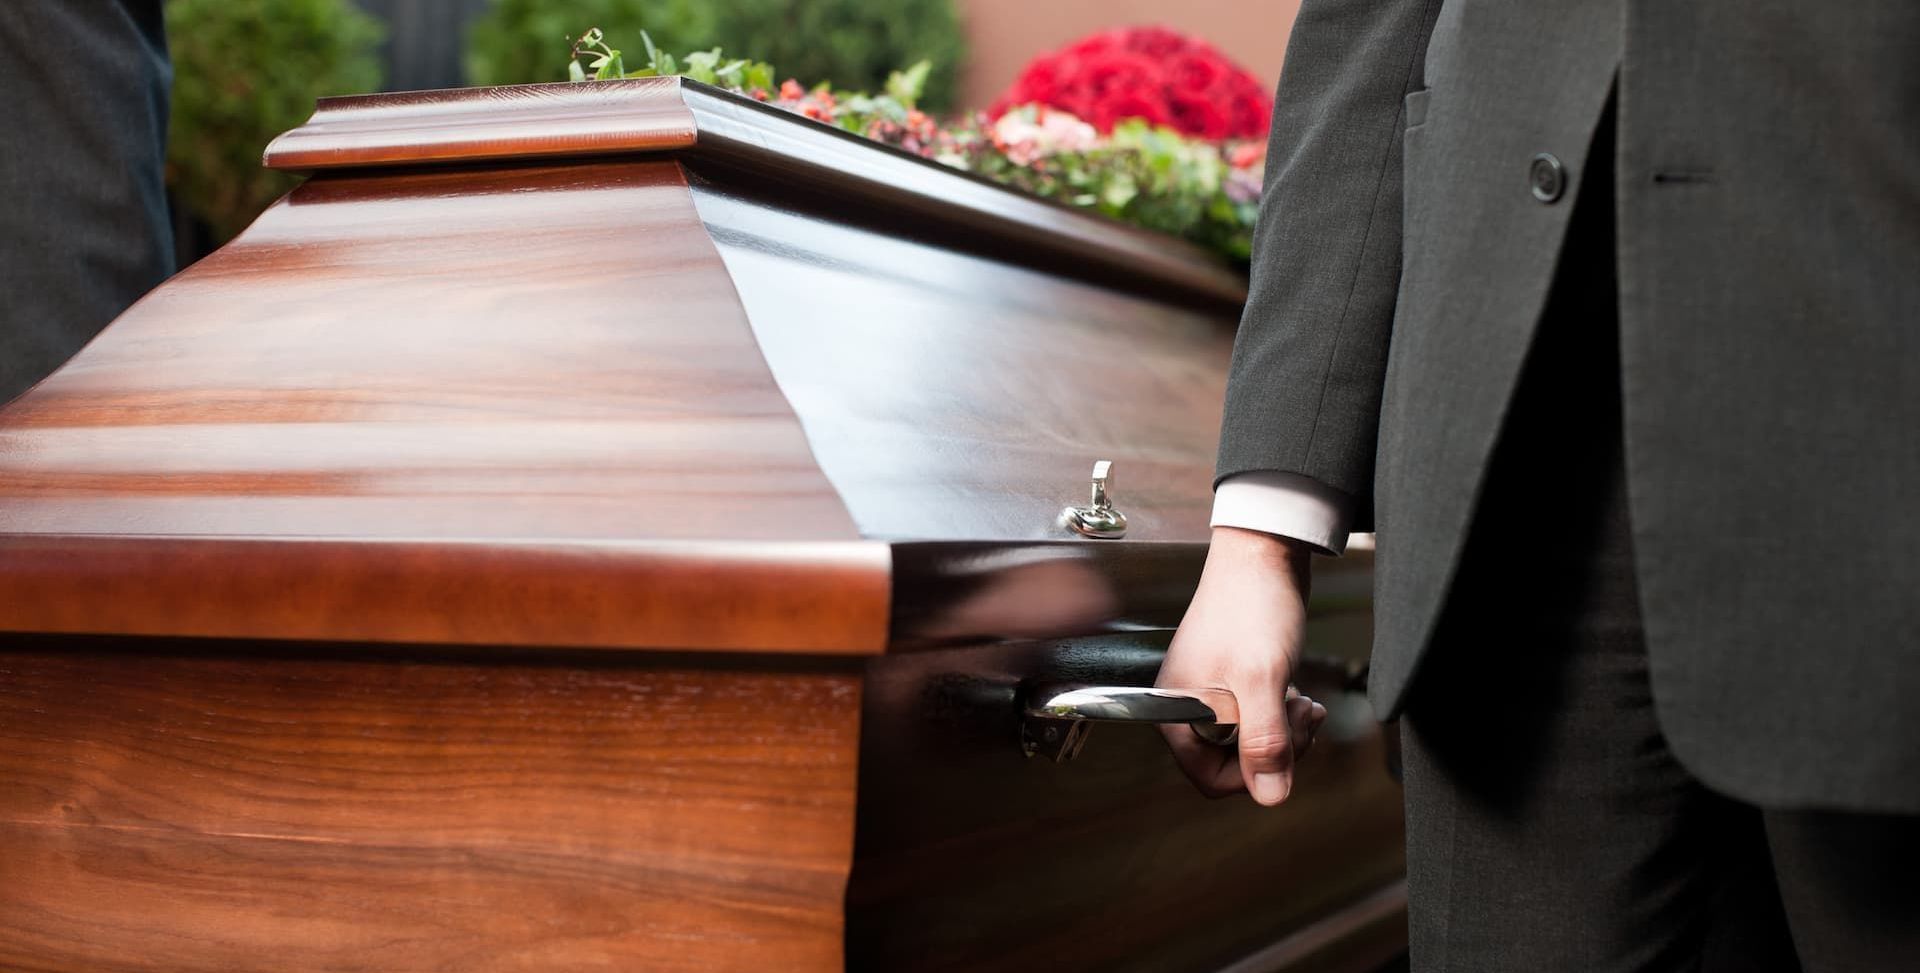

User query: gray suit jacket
[0,0,174,403]
[1219,0,1920,813]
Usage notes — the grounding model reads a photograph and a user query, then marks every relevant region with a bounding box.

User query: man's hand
[1157,526,1325,806]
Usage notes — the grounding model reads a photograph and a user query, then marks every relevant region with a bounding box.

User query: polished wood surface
[691,177,1233,544]
[0,641,862,971]
[887,540,1374,647]
[678,83,1249,307]
[0,160,889,652]
[0,535,886,652]
[846,576,1397,971]
[263,78,698,170]
[0,78,1402,972]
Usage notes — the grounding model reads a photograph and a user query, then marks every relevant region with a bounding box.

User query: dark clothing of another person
[1220,0,1920,968]
[0,0,174,402]
[1402,105,1920,970]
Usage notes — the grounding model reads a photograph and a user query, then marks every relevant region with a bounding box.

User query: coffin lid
[263,77,1249,306]
[0,79,1272,656]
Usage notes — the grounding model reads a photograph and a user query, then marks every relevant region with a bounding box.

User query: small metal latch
[1021,716,1095,762]
[1061,460,1128,539]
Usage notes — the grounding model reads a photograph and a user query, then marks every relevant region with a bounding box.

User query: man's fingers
[1287,693,1322,760]
[1157,722,1239,798]
[1235,679,1294,806]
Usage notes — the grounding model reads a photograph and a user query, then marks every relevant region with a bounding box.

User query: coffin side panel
[0,643,861,972]
[845,622,1403,970]
[686,177,1232,544]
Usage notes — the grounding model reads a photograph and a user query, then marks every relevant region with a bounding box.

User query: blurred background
[164,0,1302,260]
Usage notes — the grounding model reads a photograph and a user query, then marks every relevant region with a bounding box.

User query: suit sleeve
[1215,0,1445,530]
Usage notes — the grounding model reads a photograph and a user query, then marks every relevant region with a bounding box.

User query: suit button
[1530,153,1566,203]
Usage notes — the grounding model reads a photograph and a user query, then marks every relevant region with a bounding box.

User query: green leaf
[568,59,587,82]
[682,48,721,84]
[640,28,660,70]
[741,62,775,93]
[884,60,931,108]
[714,57,748,85]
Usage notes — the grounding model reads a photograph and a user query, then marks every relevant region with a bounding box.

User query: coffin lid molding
[264,77,1249,307]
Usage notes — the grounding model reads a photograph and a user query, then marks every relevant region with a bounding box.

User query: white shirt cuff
[1210,471,1354,555]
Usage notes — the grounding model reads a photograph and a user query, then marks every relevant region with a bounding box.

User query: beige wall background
[954,0,1303,110]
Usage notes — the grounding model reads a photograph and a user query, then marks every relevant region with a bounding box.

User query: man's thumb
[1236,688,1294,805]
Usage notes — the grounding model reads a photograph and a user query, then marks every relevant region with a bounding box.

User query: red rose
[1082,52,1165,99]
[1183,38,1224,60]
[1066,31,1120,58]
[1093,91,1170,131]
[990,25,1271,143]
[1168,91,1231,140]
[1170,52,1224,95]
[1225,85,1273,139]
[1010,57,1073,105]
[1052,90,1097,120]
[1122,25,1189,60]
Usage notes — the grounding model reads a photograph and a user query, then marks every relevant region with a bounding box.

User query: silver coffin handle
[1021,683,1239,761]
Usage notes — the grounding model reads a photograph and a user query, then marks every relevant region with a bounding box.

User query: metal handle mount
[1061,460,1128,539]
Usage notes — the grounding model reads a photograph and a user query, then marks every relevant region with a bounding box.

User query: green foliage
[565,37,1259,262]
[164,0,384,241]
[953,115,1260,262]
[711,0,963,111]
[469,0,964,110]
[568,28,776,93]
[468,0,711,88]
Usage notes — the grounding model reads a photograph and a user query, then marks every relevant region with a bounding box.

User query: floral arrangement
[988,26,1274,142]
[568,27,1267,262]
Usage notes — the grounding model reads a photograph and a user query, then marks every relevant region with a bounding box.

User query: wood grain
[0,75,1406,972]
[0,643,863,972]
[261,78,1247,306]
[263,78,698,170]
[0,160,890,651]
[0,535,887,653]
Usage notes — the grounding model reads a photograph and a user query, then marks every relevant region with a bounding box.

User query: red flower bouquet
[989,26,1272,141]
[567,26,1270,263]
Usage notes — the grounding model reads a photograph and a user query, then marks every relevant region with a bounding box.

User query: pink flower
[991,104,1099,165]
[1226,165,1263,204]
[1228,141,1267,169]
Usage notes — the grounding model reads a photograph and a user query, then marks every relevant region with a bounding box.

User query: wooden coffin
[0,78,1403,972]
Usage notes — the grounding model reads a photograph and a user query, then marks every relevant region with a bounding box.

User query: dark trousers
[1399,108,1920,971]
[0,0,174,403]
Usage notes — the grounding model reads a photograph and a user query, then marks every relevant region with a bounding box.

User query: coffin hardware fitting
[1020,684,1239,762]
[1062,460,1128,539]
